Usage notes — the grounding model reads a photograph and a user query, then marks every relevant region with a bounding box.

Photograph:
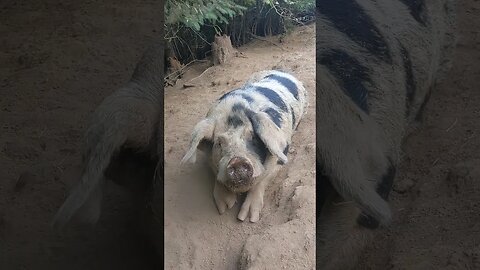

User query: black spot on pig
[219,89,240,101]
[399,0,427,25]
[357,160,396,229]
[291,105,296,129]
[263,107,282,128]
[227,114,244,128]
[245,108,271,149]
[399,43,416,117]
[241,93,254,104]
[247,134,268,164]
[283,144,289,156]
[232,103,246,113]
[265,74,299,100]
[376,163,396,200]
[415,88,432,121]
[317,0,392,62]
[316,157,332,217]
[319,49,371,113]
[220,90,256,105]
[277,144,289,165]
[253,86,288,112]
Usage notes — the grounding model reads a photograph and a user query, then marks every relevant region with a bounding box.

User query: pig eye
[216,135,227,147]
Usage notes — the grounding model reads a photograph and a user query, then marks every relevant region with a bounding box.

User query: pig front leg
[214,181,237,214]
[237,179,267,222]
[238,158,281,222]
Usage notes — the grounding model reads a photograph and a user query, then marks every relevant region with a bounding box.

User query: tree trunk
[211,35,235,65]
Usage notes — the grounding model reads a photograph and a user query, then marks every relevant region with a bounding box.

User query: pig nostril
[227,157,253,183]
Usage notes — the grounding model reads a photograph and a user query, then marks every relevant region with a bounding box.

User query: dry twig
[185,65,215,85]
[249,33,286,51]
[164,59,209,83]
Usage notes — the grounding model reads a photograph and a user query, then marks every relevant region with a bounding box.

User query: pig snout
[226,157,253,184]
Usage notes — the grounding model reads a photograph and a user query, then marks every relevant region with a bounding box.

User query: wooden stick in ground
[183,66,215,88]
[165,59,209,82]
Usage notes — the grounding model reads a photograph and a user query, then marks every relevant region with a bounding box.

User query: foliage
[164,0,314,64]
[281,0,315,15]
[165,0,314,33]
[165,0,247,31]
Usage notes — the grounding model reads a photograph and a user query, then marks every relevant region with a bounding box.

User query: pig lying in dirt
[51,41,164,229]
[181,70,308,222]
[316,0,456,269]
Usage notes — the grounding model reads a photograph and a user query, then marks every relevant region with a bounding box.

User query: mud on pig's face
[211,125,267,193]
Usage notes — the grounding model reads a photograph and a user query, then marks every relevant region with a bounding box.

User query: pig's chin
[224,178,255,193]
[216,171,255,193]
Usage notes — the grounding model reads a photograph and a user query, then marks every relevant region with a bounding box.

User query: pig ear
[247,111,289,164]
[181,118,215,164]
[197,138,214,156]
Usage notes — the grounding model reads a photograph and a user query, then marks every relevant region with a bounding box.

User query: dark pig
[51,40,164,229]
[316,0,456,268]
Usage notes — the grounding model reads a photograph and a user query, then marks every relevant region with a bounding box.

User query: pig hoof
[238,191,264,223]
[214,182,237,214]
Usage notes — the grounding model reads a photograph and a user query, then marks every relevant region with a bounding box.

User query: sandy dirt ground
[1,0,479,270]
[164,26,316,269]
